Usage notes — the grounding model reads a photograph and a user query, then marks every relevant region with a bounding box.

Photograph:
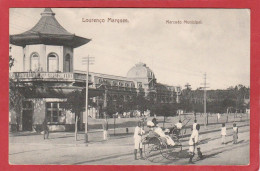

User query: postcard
[7,8,252,166]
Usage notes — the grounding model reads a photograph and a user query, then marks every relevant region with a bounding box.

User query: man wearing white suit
[134,121,145,160]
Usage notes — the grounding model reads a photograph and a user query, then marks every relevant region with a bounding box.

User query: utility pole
[82,56,95,144]
[184,83,191,113]
[200,73,209,126]
[176,86,181,120]
[176,86,181,104]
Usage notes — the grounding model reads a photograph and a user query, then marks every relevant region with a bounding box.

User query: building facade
[9,8,181,132]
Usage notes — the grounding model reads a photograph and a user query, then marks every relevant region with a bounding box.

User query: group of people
[189,120,240,163]
[221,122,239,145]
[133,118,202,163]
[133,118,182,160]
[133,118,240,164]
[42,114,240,163]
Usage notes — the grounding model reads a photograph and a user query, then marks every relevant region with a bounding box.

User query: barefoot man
[134,121,145,160]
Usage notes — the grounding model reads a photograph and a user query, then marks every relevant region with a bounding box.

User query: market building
[9,8,181,132]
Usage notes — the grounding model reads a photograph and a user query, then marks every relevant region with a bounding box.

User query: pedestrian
[233,123,238,144]
[188,124,202,164]
[42,118,49,140]
[175,120,182,137]
[102,115,109,140]
[217,113,221,122]
[134,121,145,160]
[221,123,226,144]
[175,120,183,129]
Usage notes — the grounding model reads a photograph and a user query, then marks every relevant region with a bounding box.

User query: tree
[103,100,116,117]
[9,78,24,131]
[9,46,15,70]
[63,90,85,141]
[116,96,125,114]
[9,55,15,70]
[134,94,150,114]
[150,102,178,128]
[235,84,248,112]
[9,51,24,131]
[179,85,192,112]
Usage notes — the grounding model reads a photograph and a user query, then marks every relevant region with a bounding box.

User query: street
[9,114,250,165]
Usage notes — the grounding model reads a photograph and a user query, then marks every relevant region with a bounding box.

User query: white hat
[147,121,155,127]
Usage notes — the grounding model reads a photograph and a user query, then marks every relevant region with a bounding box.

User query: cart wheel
[163,136,182,160]
[159,140,170,159]
[144,137,162,162]
[172,135,182,152]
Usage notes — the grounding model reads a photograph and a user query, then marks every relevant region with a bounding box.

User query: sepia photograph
[9,8,250,165]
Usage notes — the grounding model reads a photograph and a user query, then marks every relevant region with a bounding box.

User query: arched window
[64,54,71,72]
[107,95,112,101]
[119,95,124,101]
[30,52,40,71]
[47,53,59,72]
[113,95,118,101]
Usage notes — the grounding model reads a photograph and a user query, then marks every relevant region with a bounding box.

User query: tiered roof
[10,8,90,48]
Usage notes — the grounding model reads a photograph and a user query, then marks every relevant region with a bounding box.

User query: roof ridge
[41,8,55,16]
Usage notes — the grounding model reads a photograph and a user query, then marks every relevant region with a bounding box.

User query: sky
[9,8,250,90]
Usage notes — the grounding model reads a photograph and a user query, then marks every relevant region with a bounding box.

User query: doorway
[22,110,33,131]
[22,101,33,131]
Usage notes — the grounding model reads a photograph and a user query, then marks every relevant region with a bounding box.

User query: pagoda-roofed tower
[9,8,98,98]
[10,8,91,72]
[9,9,100,132]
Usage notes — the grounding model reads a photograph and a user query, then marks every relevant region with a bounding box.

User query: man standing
[233,123,238,144]
[102,115,109,140]
[42,118,49,140]
[134,121,145,160]
[188,124,202,163]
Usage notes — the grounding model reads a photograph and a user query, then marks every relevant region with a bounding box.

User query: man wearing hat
[133,121,145,160]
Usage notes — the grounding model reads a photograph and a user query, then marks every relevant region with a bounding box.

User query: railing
[9,72,138,92]
[9,72,91,82]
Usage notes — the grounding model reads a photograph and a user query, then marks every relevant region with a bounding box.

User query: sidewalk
[9,127,137,146]
[9,118,249,148]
